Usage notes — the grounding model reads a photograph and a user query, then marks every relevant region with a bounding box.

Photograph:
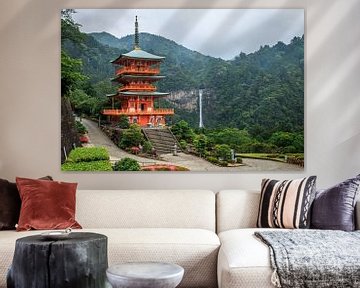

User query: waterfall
[199,89,204,128]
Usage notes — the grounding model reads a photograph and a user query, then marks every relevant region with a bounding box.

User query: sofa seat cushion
[218,228,281,288]
[0,228,219,288]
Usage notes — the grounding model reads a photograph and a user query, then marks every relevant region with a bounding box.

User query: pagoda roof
[111,75,165,82]
[107,91,169,97]
[111,49,165,63]
[120,91,169,97]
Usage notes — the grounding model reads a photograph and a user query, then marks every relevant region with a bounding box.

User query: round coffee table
[106,262,184,288]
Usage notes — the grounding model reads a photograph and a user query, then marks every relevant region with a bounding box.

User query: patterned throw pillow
[257,176,317,229]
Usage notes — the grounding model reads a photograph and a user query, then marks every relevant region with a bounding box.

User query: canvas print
[61,9,304,172]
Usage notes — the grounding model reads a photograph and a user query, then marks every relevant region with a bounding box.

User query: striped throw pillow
[257,176,317,229]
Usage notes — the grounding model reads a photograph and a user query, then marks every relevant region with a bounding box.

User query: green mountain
[62,28,304,139]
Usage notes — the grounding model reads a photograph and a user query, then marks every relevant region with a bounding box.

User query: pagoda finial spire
[134,15,140,50]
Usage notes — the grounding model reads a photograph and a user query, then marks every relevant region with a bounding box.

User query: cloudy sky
[73,9,304,60]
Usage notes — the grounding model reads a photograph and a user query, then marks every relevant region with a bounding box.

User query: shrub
[114,157,141,171]
[67,147,109,163]
[141,164,189,171]
[206,156,220,165]
[283,145,297,153]
[116,115,130,129]
[179,140,187,150]
[75,120,87,134]
[142,141,153,154]
[174,166,189,171]
[218,160,228,167]
[61,160,112,171]
[296,155,304,160]
[110,128,122,144]
[243,142,277,153]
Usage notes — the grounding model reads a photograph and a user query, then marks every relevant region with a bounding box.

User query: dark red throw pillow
[16,177,82,231]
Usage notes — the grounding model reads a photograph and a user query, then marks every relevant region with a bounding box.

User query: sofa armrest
[356,200,360,230]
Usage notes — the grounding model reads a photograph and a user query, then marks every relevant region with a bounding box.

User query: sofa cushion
[76,190,216,231]
[218,228,276,288]
[311,174,360,231]
[0,228,220,288]
[16,177,81,231]
[257,177,317,229]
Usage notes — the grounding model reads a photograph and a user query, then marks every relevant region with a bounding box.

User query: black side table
[7,232,108,288]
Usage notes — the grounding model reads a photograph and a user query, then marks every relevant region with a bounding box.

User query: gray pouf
[106,262,184,288]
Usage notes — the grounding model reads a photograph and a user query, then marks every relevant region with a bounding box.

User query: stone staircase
[142,127,181,155]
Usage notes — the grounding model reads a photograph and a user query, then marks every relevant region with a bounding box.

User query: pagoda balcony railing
[118,85,156,92]
[116,67,160,75]
[103,108,174,116]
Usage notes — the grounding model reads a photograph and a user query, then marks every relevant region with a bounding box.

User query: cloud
[73,9,304,60]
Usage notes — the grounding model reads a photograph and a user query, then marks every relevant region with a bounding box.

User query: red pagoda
[103,16,174,127]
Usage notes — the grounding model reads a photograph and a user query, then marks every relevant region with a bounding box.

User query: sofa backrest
[216,190,260,233]
[76,190,216,231]
[217,190,360,233]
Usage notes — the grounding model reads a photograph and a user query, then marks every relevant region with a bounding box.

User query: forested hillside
[61,14,304,154]
[204,37,304,139]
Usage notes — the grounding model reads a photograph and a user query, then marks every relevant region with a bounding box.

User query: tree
[292,132,304,152]
[61,51,87,96]
[119,124,145,149]
[207,128,252,151]
[193,134,208,157]
[61,9,85,45]
[214,144,232,161]
[93,80,117,97]
[267,131,303,153]
[171,120,195,143]
[68,88,90,113]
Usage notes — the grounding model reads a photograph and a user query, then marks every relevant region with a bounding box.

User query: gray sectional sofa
[0,189,359,288]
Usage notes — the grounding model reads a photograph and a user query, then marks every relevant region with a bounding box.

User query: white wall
[0,0,359,191]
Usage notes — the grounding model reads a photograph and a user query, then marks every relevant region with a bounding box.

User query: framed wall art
[61,9,304,172]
